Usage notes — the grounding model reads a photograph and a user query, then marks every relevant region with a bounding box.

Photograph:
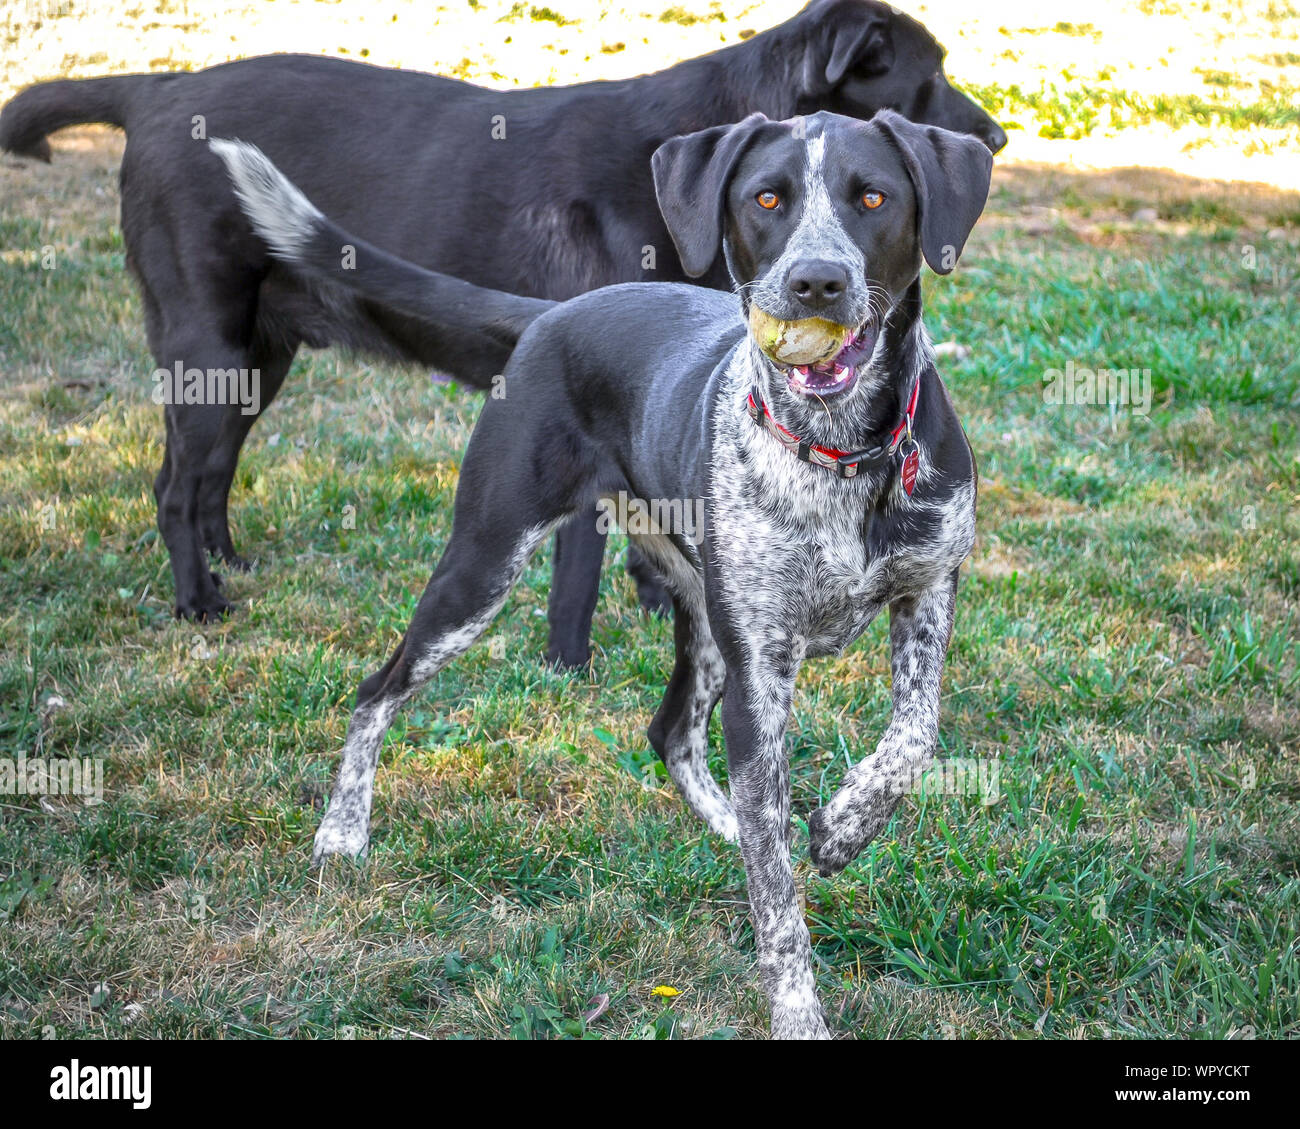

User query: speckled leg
[648,598,737,841]
[721,643,830,1040]
[808,571,958,876]
[312,521,555,865]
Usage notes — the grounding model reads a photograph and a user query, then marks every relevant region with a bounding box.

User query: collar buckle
[747,373,921,483]
[835,450,864,479]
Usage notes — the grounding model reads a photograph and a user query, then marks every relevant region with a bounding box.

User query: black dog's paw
[174,595,233,623]
[544,642,592,672]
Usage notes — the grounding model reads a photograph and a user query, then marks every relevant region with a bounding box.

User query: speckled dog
[212,107,992,1039]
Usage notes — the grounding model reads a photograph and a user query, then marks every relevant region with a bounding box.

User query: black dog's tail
[209,138,556,388]
[0,75,150,161]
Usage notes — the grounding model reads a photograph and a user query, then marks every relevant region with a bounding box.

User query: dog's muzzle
[778,320,878,397]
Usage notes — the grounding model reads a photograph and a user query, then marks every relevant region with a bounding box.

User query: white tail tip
[209,137,322,260]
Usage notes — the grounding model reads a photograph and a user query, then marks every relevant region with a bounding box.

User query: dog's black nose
[786,260,849,309]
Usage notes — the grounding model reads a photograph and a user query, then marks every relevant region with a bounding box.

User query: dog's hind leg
[132,210,269,619]
[807,571,958,877]
[195,338,297,570]
[136,268,235,618]
[157,393,241,621]
[648,597,737,841]
[313,514,561,862]
[312,402,594,863]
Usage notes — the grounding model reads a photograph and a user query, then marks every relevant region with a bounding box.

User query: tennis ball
[749,307,851,366]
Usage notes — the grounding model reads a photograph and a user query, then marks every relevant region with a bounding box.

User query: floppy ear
[823,10,894,87]
[652,113,776,279]
[872,110,993,275]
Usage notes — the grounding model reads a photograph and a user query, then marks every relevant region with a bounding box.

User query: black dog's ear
[873,110,993,275]
[823,8,894,87]
[652,113,776,279]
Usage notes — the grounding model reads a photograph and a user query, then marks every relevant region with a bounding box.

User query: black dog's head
[652,110,991,408]
[789,0,1006,154]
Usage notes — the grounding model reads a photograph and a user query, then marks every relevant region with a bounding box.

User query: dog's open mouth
[779,321,877,398]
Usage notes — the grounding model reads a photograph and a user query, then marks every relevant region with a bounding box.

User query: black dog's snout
[786,260,849,310]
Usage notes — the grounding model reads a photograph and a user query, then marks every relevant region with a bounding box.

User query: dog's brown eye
[756,190,780,210]
[862,190,885,210]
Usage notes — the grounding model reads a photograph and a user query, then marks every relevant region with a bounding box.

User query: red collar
[745,374,920,484]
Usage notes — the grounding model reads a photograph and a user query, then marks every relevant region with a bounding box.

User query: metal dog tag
[900,448,919,496]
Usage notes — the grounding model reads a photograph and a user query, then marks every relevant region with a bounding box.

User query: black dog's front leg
[808,571,958,876]
[545,515,607,669]
[545,512,673,669]
[721,650,829,1039]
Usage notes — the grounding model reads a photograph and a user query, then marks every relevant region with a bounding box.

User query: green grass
[0,141,1298,1039]
[659,6,727,26]
[499,3,578,25]
[968,80,1300,140]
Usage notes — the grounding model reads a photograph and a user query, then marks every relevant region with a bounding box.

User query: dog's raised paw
[807,807,851,878]
[714,809,740,844]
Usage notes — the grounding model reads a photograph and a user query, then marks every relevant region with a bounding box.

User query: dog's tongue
[785,323,878,395]
[789,323,877,391]
[785,322,878,398]
[829,322,878,370]
[795,322,878,374]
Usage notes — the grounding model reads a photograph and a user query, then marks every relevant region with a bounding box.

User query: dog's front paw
[809,749,914,876]
[807,797,896,878]
[311,811,370,866]
[770,1002,832,1040]
[713,807,740,844]
[807,806,849,877]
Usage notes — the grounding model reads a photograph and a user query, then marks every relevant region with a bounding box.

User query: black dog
[0,0,1004,668]
[212,100,992,1037]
